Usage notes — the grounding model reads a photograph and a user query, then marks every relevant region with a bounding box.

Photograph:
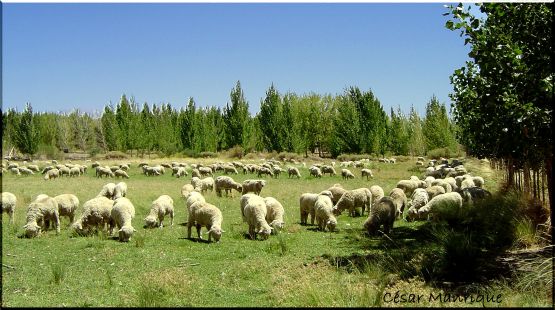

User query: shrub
[277,152,302,162]
[224,145,244,159]
[336,154,372,162]
[199,151,217,158]
[104,151,128,159]
[38,144,60,159]
[426,147,451,159]
[180,149,199,158]
[243,152,261,160]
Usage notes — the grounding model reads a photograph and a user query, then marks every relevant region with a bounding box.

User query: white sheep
[111,197,136,242]
[257,167,274,178]
[396,179,426,196]
[431,179,453,193]
[98,183,117,199]
[264,197,285,234]
[406,189,428,222]
[175,167,188,178]
[361,168,374,180]
[321,165,337,176]
[187,201,224,242]
[69,166,81,177]
[389,188,408,219]
[192,176,214,194]
[363,196,397,235]
[241,179,266,195]
[299,190,333,225]
[72,196,114,235]
[10,167,21,175]
[417,192,463,221]
[243,195,273,240]
[472,176,485,188]
[287,166,301,178]
[181,184,196,199]
[23,195,60,238]
[369,185,385,207]
[186,191,206,209]
[332,188,372,217]
[426,185,446,200]
[2,192,17,224]
[53,194,80,224]
[19,167,34,175]
[215,176,242,198]
[327,184,347,205]
[198,166,213,177]
[424,176,436,188]
[114,169,130,179]
[144,195,175,228]
[341,168,355,180]
[113,182,128,199]
[314,193,337,232]
[223,165,239,175]
[459,177,476,190]
[309,166,323,178]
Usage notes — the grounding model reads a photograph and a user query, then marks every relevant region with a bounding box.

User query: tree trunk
[545,156,552,232]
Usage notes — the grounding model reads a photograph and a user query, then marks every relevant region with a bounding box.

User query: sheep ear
[133,228,137,232]
[220,229,225,233]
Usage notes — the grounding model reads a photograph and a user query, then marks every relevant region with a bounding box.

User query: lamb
[389,188,408,219]
[23,195,60,238]
[113,182,128,199]
[417,192,463,221]
[299,190,333,225]
[314,193,337,232]
[144,195,175,228]
[332,188,372,217]
[181,184,196,199]
[321,165,337,176]
[215,176,242,197]
[71,196,115,235]
[426,185,446,200]
[114,169,130,179]
[110,197,136,242]
[287,166,301,178]
[309,166,322,178]
[363,196,397,235]
[361,168,374,180]
[241,179,266,195]
[53,194,80,224]
[327,184,347,205]
[43,168,60,180]
[243,195,273,240]
[341,169,355,180]
[2,192,17,224]
[264,197,285,233]
[369,185,385,206]
[187,201,224,242]
[97,183,117,199]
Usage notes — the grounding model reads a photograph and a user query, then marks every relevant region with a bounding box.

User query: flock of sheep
[1,156,491,243]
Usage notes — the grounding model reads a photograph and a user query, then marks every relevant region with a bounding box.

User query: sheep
[426,185,446,200]
[43,168,60,180]
[215,176,242,197]
[424,176,436,188]
[10,167,21,175]
[19,167,34,175]
[7,162,19,169]
[53,194,80,224]
[198,166,213,177]
[264,197,285,234]
[113,182,128,199]
[327,184,348,205]
[272,166,284,178]
[287,166,301,178]
[369,185,385,206]
[59,166,71,177]
[2,192,17,224]
[299,190,333,225]
[41,165,54,174]
[405,188,428,222]
[472,176,485,188]
[361,168,374,180]
[460,177,476,190]
[98,183,117,199]
[243,195,273,240]
[431,179,453,193]
[174,167,188,178]
[119,163,130,171]
[192,176,215,194]
[181,184,196,199]
[223,165,239,175]
[417,192,463,221]
[332,188,372,217]
[144,195,175,228]
[341,169,355,180]
[240,194,258,222]
[257,167,274,178]
[460,187,492,205]
[186,191,206,209]
[97,166,114,178]
[69,166,81,177]
[186,201,224,242]
[363,197,397,235]
[314,193,337,232]
[241,179,266,195]
[114,169,130,179]
[389,188,408,219]
[111,197,136,242]
[23,195,60,238]
[444,177,459,192]
[395,179,426,197]
[71,196,115,235]
[109,165,120,172]
[309,166,323,178]
[321,165,337,176]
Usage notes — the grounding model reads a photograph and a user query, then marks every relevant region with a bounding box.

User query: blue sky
[2,3,473,116]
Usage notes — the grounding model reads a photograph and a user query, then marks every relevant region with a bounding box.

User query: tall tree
[407,105,426,156]
[223,81,250,149]
[423,95,457,152]
[258,84,283,152]
[115,94,132,151]
[100,105,118,151]
[13,103,39,156]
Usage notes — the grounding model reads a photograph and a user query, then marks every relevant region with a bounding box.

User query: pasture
[1,156,550,307]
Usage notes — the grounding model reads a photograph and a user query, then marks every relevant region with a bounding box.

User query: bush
[199,151,217,158]
[104,151,128,159]
[180,149,199,158]
[224,145,244,159]
[276,152,302,162]
[426,148,452,159]
[336,154,373,162]
[37,144,60,160]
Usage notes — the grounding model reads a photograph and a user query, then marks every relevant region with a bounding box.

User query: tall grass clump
[51,263,66,285]
[136,283,168,307]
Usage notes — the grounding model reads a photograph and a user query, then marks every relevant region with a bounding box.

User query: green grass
[1,156,550,307]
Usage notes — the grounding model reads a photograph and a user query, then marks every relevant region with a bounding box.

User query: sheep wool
[243,195,273,240]
[363,196,396,235]
[215,176,242,198]
[53,194,80,224]
[2,192,17,224]
[314,194,337,232]
[264,197,285,233]
[144,195,175,228]
[241,179,266,195]
[23,195,60,238]
[111,197,136,242]
[333,188,372,217]
[72,196,115,235]
[388,188,408,219]
[187,201,224,242]
[417,192,463,221]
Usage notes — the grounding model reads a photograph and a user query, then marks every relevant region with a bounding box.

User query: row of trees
[2,82,459,159]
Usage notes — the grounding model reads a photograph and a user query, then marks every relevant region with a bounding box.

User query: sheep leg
[196,224,202,240]
[54,213,60,234]
[170,211,174,226]
[187,223,193,239]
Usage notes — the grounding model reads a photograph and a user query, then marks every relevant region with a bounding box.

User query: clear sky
[2,3,472,116]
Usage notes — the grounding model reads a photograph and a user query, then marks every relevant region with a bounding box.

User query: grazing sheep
[389,188,408,219]
[426,185,446,200]
[19,167,34,175]
[223,165,239,175]
[181,184,196,199]
[198,166,213,177]
[396,179,426,196]
[72,196,115,235]
[341,169,355,180]
[43,168,60,180]
[41,165,54,174]
[369,185,385,206]
[242,179,266,195]
[460,187,492,205]
[287,166,301,178]
[321,165,337,176]
[187,201,224,242]
[23,195,60,238]
[111,197,136,242]
[144,195,175,228]
[58,166,71,177]
[361,168,374,180]
[119,163,130,171]
[406,189,428,222]
[460,177,476,190]
[314,193,337,232]
[327,184,348,205]
[264,197,285,234]
[431,179,453,193]
[417,192,463,221]
[257,167,274,178]
[10,167,21,175]
[472,176,485,188]
[113,182,128,199]
[174,167,188,178]
[243,195,273,240]
[363,196,396,235]
[309,166,323,178]
[240,194,258,222]
[53,194,80,224]
[444,177,459,192]
[424,176,436,188]
[215,176,242,198]
[98,183,117,199]
[299,190,333,225]
[186,191,206,209]
[114,169,130,179]
[68,166,81,177]
[192,176,215,194]
[2,192,17,224]
[332,188,372,217]
[97,166,114,178]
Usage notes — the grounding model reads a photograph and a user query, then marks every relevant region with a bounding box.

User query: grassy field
[1,156,551,307]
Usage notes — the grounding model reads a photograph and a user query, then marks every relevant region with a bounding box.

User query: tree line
[2,81,459,159]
